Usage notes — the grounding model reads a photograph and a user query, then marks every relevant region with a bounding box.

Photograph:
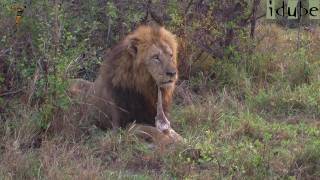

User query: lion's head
[125,26,178,89]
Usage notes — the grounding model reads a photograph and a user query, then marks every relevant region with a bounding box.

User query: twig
[27,66,40,105]
[256,13,266,20]
[185,0,194,14]
[106,17,112,45]
[141,0,151,24]
[64,54,82,74]
[0,88,25,97]
[0,48,10,57]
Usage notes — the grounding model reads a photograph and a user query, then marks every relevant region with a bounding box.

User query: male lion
[54,25,179,137]
[94,25,178,131]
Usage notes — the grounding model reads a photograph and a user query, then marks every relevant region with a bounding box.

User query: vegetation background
[0,0,320,179]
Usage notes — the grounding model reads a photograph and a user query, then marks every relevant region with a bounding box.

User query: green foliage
[0,152,42,179]
[0,0,320,179]
[165,104,320,178]
[249,81,320,117]
[290,139,320,177]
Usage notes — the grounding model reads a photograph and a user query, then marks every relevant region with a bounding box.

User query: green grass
[1,25,320,179]
[249,82,320,118]
[1,90,319,179]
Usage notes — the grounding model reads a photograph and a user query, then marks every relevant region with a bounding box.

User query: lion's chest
[113,87,156,127]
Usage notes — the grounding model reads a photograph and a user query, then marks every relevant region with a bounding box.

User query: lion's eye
[152,55,160,63]
[168,53,173,61]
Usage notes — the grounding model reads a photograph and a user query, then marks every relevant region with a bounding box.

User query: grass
[1,93,319,179]
[1,24,320,179]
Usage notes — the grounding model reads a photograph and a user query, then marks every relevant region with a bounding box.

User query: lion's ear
[127,37,140,57]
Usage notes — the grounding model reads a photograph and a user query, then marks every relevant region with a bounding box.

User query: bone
[128,89,183,148]
[155,88,171,132]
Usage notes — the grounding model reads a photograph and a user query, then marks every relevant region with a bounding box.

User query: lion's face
[125,26,178,89]
[142,43,178,89]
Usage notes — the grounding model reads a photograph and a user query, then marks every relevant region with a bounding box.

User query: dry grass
[1,24,320,179]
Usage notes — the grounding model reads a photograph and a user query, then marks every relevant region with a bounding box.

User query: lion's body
[92,26,178,129]
[57,26,179,132]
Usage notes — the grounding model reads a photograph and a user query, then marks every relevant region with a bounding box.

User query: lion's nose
[166,70,177,77]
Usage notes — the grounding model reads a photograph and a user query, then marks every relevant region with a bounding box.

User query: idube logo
[267,0,320,19]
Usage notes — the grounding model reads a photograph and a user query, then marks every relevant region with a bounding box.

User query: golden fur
[93,25,178,129]
[51,25,179,135]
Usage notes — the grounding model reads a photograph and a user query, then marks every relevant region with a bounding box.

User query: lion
[51,25,179,138]
[90,25,178,131]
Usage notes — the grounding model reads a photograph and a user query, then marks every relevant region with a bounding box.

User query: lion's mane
[91,25,178,128]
